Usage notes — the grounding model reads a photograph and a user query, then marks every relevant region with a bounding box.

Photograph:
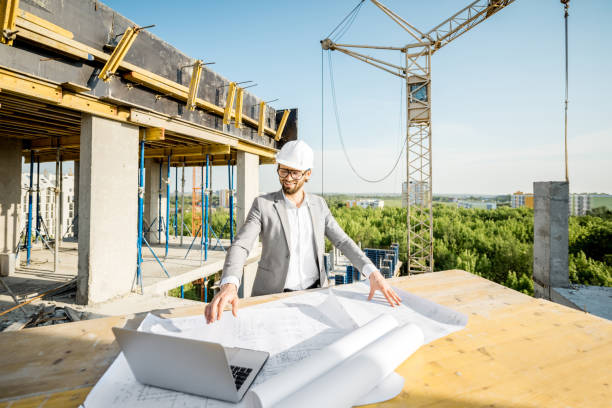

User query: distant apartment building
[21,172,76,239]
[570,193,612,216]
[347,199,384,209]
[402,180,429,207]
[511,191,534,209]
[511,190,612,215]
[570,194,590,216]
[457,201,497,210]
[216,189,231,208]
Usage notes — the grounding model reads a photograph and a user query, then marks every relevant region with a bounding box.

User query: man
[205,140,401,324]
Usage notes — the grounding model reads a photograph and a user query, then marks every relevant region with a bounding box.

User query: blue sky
[65,1,612,195]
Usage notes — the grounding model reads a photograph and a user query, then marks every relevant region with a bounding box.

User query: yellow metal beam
[0,67,130,122]
[236,140,276,159]
[260,156,276,165]
[25,150,79,163]
[15,17,90,59]
[10,12,282,137]
[257,101,265,137]
[18,9,72,39]
[129,108,238,147]
[123,71,225,116]
[139,127,165,141]
[235,87,243,129]
[223,82,236,125]
[28,135,80,149]
[0,0,19,45]
[186,60,203,111]
[125,70,277,135]
[274,109,290,141]
[145,144,230,158]
[99,26,140,81]
[60,82,90,93]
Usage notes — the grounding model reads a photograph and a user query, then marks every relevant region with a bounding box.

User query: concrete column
[0,139,22,276]
[144,158,168,244]
[77,115,138,304]
[73,160,79,238]
[236,151,259,232]
[533,181,569,300]
[239,260,258,299]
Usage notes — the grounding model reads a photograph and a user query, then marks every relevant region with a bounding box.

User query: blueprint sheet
[82,283,467,408]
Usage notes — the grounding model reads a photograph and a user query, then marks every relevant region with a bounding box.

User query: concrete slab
[138,235,262,295]
[553,285,612,321]
[0,237,262,329]
[0,236,261,307]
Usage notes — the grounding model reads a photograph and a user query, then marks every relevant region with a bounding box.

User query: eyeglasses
[277,167,307,180]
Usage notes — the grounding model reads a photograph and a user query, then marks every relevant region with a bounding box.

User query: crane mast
[322,0,515,274]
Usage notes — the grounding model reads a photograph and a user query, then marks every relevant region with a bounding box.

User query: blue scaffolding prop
[210,219,229,252]
[204,154,210,261]
[174,165,178,238]
[158,161,162,242]
[165,154,171,258]
[136,140,145,293]
[228,160,234,242]
[29,157,52,252]
[185,157,210,263]
[199,164,204,264]
[136,141,170,294]
[26,151,34,265]
[35,158,41,243]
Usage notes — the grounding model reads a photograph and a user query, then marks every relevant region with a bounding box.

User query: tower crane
[322,0,516,274]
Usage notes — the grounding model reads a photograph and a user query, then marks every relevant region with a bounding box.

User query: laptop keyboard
[230,365,253,390]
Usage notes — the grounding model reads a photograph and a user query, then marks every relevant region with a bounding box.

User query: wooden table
[1,270,610,407]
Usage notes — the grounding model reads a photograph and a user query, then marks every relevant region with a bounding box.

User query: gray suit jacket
[221,190,375,296]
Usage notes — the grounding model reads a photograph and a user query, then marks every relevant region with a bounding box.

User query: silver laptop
[112,327,269,403]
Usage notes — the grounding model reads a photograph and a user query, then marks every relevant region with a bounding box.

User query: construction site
[0,0,610,407]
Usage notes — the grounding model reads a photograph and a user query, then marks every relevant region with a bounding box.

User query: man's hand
[204,283,239,324]
[368,270,402,307]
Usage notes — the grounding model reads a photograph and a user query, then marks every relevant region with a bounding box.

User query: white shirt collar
[282,190,306,209]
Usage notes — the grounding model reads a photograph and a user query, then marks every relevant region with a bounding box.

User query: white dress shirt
[282,192,319,291]
[220,192,376,290]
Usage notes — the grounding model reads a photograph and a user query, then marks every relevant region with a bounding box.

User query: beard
[281,177,306,195]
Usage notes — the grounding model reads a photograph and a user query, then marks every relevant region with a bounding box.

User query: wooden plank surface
[0,270,610,407]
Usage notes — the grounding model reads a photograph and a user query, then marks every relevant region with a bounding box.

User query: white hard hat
[276,140,313,171]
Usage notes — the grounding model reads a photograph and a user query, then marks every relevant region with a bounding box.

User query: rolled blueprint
[272,323,424,408]
[246,314,400,408]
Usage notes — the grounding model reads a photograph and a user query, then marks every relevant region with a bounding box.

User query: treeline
[327,204,612,295]
[174,202,612,296]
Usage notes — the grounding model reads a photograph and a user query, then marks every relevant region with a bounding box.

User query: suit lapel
[273,190,291,251]
[306,194,322,261]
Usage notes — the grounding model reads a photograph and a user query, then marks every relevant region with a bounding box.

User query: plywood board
[0,271,610,407]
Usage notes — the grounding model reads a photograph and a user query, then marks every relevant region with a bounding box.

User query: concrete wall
[77,115,139,304]
[236,151,259,232]
[533,181,569,300]
[144,159,168,244]
[0,139,22,276]
[6,0,282,150]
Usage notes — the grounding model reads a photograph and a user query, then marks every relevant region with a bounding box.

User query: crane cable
[322,0,407,184]
[326,0,366,42]
[327,51,408,184]
[563,2,569,182]
[322,0,365,195]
